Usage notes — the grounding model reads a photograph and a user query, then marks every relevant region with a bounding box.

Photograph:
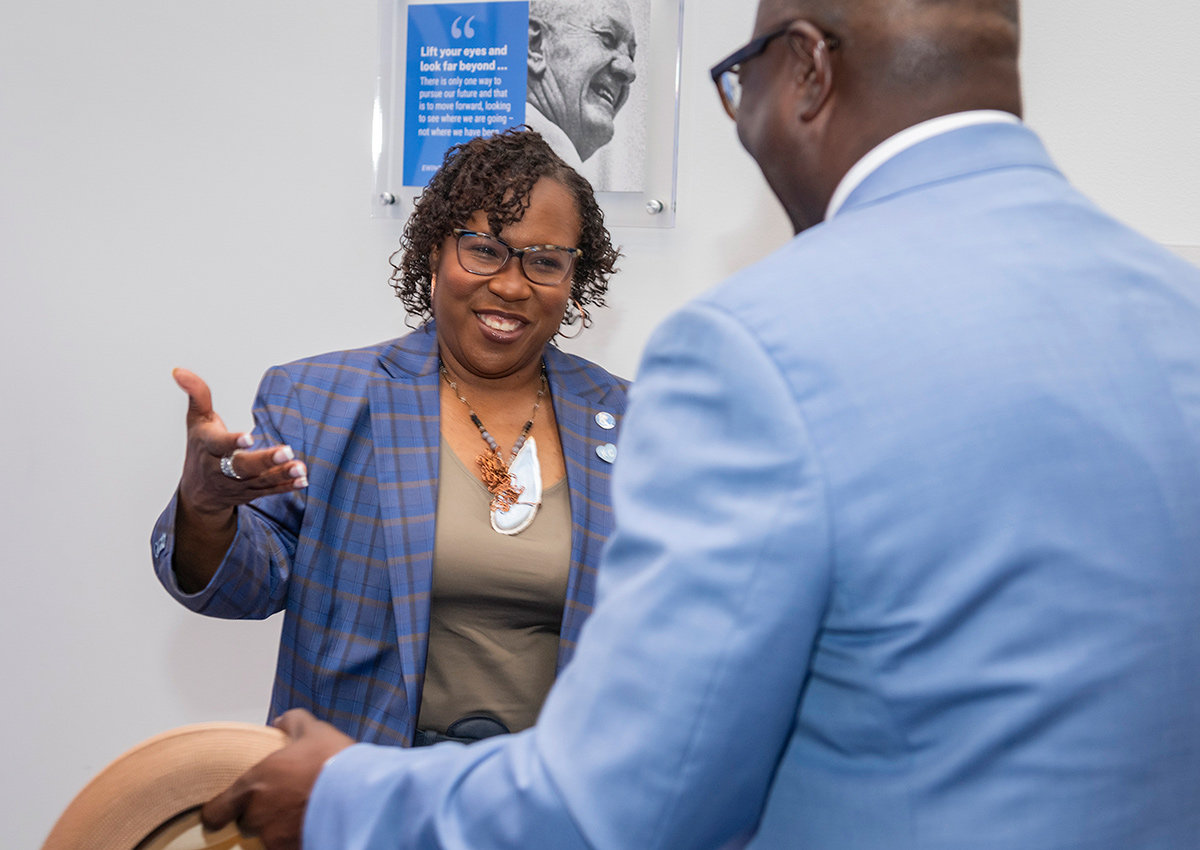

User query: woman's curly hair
[390,127,621,331]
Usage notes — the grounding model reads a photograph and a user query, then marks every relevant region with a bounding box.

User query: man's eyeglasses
[709,24,840,120]
[452,229,582,287]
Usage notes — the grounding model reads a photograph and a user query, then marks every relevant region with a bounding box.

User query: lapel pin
[596,442,617,464]
[595,411,616,430]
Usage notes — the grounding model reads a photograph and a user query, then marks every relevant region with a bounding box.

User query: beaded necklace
[440,362,547,514]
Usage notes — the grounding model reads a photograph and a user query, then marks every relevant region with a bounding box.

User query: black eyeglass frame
[451,229,583,287]
[709,23,840,120]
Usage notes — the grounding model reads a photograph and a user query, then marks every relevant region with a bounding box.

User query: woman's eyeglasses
[452,229,582,287]
[709,24,840,120]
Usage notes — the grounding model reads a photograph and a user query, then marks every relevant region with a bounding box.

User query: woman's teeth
[481,314,521,332]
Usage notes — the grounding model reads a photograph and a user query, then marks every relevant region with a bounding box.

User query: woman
[152,128,628,747]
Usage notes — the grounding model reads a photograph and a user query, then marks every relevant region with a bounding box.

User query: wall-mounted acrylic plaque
[372,0,683,227]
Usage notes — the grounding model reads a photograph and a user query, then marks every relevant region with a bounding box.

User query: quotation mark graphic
[451,15,476,38]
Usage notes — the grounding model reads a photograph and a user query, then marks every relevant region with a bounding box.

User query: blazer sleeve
[304,301,836,850]
[150,365,308,619]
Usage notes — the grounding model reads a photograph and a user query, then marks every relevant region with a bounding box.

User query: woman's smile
[476,310,528,338]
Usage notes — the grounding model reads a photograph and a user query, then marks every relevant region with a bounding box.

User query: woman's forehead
[463,183,581,246]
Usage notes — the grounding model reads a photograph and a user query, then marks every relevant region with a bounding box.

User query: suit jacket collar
[839,121,1064,220]
[377,322,440,378]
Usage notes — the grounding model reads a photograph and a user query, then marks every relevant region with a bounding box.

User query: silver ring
[219,452,244,480]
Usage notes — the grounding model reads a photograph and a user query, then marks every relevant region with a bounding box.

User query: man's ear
[528,19,547,78]
[786,21,836,122]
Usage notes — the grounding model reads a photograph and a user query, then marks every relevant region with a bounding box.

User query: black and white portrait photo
[525,0,650,192]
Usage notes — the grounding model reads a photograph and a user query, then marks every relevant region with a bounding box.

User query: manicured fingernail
[293,477,309,489]
[289,463,307,479]
[273,446,295,464]
[236,433,254,448]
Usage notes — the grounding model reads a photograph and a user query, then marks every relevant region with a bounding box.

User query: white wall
[1022,1,1200,252]
[2,1,1197,845]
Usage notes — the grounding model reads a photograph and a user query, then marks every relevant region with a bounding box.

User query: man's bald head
[772,0,1019,93]
[735,0,1023,232]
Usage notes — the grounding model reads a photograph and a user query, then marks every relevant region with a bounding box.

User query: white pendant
[491,436,542,535]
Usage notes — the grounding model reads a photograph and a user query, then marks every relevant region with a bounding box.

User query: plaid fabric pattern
[152,323,629,745]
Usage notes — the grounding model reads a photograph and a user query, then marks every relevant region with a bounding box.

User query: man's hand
[202,710,355,850]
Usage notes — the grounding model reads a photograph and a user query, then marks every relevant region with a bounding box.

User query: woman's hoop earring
[558,299,590,340]
[430,273,437,299]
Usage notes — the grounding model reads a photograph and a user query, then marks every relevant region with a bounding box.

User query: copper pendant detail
[477,451,524,513]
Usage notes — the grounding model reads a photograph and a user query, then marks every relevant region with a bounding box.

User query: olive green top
[417,436,572,735]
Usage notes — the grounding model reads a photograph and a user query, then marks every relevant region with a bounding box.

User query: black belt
[413,714,510,747]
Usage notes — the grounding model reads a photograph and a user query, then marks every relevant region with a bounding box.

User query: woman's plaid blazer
[152,322,630,746]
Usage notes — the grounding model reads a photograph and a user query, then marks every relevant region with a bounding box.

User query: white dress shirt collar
[825,110,1021,221]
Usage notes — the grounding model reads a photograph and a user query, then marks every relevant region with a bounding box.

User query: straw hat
[42,722,286,850]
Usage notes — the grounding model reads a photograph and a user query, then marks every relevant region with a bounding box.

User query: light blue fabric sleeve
[306,301,835,850]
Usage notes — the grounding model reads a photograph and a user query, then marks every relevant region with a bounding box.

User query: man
[524,0,637,168]
[207,0,1200,847]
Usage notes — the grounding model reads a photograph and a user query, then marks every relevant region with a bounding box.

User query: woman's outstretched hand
[170,368,307,592]
[173,368,308,512]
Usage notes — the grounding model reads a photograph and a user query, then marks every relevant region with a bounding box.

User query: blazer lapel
[368,323,441,737]
[544,345,624,669]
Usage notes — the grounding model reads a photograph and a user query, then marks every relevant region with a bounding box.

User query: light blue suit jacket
[305,123,1200,848]
[152,324,629,746]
